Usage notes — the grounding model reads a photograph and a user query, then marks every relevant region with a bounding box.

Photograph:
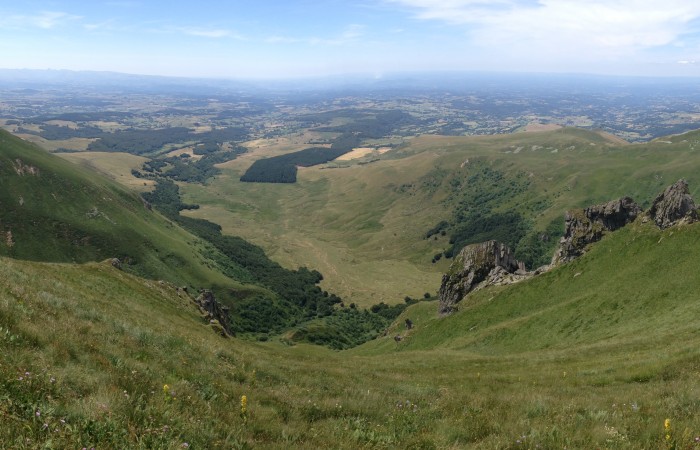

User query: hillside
[4,198,700,447]
[0,128,236,289]
[180,126,700,306]
[0,129,401,346]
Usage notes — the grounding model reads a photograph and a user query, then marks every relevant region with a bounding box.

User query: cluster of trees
[28,111,134,122]
[139,148,245,183]
[290,309,388,349]
[426,163,561,267]
[241,109,416,184]
[18,124,105,140]
[240,134,360,183]
[88,127,193,154]
[445,211,526,258]
[313,110,416,138]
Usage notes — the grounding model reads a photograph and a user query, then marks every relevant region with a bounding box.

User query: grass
[180,126,700,306]
[3,214,700,448]
[58,151,156,192]
[7,124,700,447]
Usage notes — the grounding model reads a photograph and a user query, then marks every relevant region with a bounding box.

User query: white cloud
[266,24,366,46]
[386,0,700,59]
[265,35,301,44]
[341,24,365,40]
[1,11,83,29]
[176,27,246,39]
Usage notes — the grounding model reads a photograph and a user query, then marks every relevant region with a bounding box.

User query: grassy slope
[181,127,700,306]
[4,217,700,448]
[0,128,248,291]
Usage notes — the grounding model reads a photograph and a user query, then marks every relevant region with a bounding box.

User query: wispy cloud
[1,11,83,29]
[178,27,236,38]
[104,1,141,6]
[386,0,700,54]
[265,35,301,44]
[266,24,366,46]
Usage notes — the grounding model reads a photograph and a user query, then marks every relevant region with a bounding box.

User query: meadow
[2,215,700,448]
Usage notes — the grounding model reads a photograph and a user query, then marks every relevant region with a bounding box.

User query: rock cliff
[437,180,700,318]
[552,196,641,264]
[195,289,233,337]
[646,179,698,229]
[438,240,526,315]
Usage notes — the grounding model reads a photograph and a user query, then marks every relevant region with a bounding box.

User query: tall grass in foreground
[4,220,700,447]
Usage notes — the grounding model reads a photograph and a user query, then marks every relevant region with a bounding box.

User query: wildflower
[664,418,671,441]
[35,410,40,417]
[241,395,248,422]
[163,384,170,395]
[182,444,189,448]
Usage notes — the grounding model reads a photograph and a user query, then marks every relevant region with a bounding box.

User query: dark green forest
[240,134,360,183]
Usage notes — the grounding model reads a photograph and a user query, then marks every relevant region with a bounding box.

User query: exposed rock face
[647,179,698,229]
[438,240,526,315]
[552,196,641,264]
[12,159,40,176]
[195,289,233,337]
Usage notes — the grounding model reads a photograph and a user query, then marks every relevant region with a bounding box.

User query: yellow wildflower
[241,394,248,422]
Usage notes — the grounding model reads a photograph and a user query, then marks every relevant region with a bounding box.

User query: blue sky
[3,0,700,79]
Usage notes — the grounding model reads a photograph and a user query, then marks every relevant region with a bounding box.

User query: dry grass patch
[58,152,155,192]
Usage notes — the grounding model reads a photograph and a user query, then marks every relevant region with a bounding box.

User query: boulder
[438,240,526,315]
[646,179,698,229]
[195,289,233,337]
[552,196,640,264]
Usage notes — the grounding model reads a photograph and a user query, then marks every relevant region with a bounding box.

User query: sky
[3,0,700,79]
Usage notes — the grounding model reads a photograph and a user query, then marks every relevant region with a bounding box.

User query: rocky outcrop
[195,289,233,337]
[646,179,698,229]
[12,159,39,176]
[552,196,641,264]
[438,240,526,315]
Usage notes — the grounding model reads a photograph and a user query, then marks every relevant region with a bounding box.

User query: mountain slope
[4,216,700,448]
[0,128,238,288]
[360,217,700,356]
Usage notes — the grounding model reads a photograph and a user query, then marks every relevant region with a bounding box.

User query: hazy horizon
[3,1,700,80]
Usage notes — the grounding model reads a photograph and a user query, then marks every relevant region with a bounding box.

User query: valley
[3,71,700,448]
